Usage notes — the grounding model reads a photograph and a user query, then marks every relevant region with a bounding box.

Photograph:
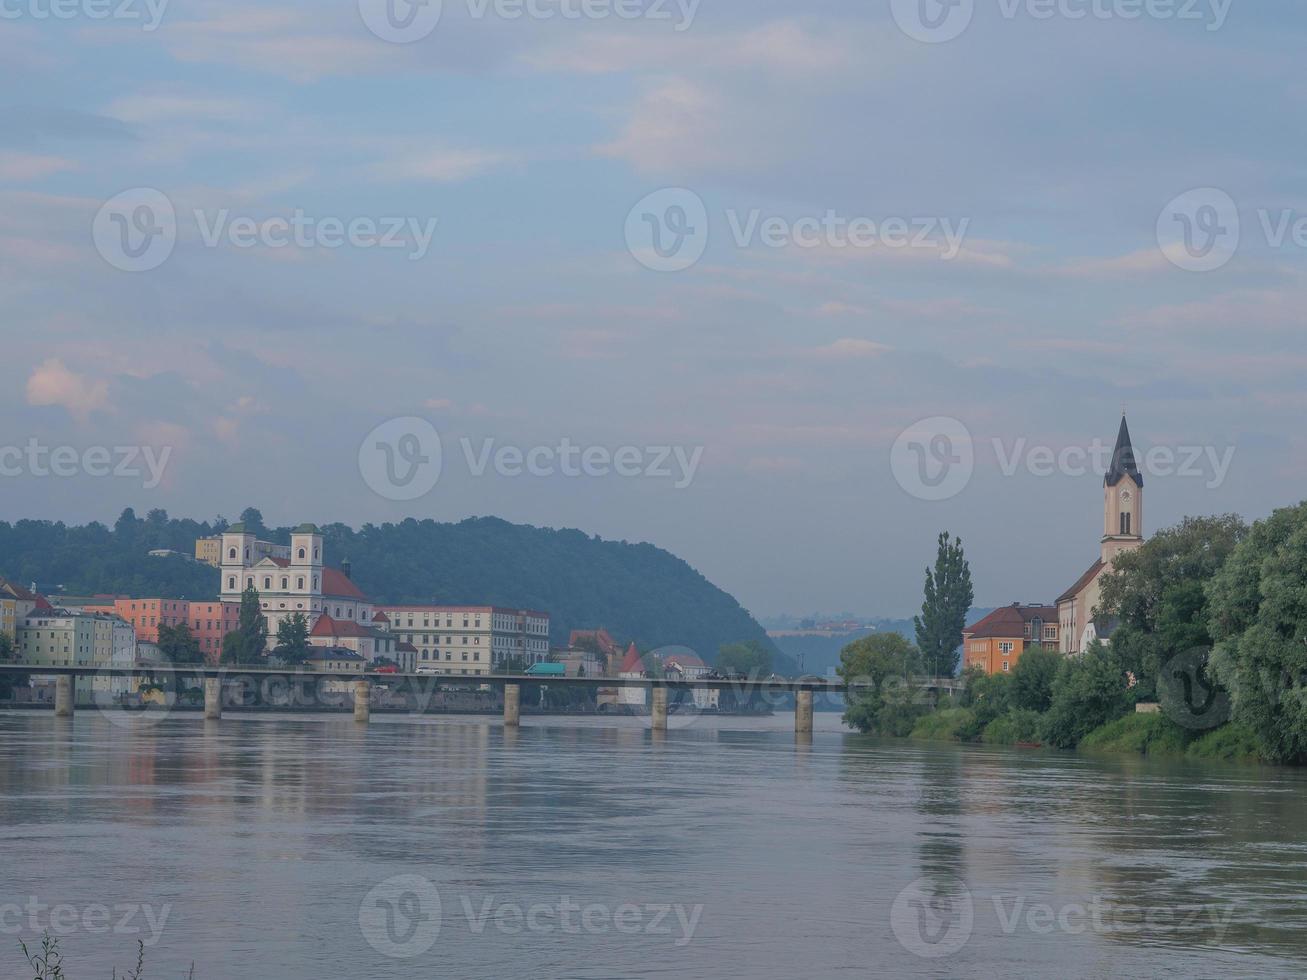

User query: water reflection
[1,714,1305,978]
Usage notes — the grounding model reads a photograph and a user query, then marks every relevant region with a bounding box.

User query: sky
[1,0,1305,618]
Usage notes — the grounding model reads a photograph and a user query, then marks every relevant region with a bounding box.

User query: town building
[380,605,551,677]
[219,523,372,647]
[963,604,1059,675]
[1058,416,1146,654]
[662,648,719,710]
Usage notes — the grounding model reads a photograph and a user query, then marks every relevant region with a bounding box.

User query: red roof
[965,604,1058,641]
[310,612,375,638]
[322,567,365,600]
[619,642,644,673]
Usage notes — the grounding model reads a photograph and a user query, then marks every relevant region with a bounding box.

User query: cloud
[371,147,512,183]
[0,153,77,180]
[25,359,111,421]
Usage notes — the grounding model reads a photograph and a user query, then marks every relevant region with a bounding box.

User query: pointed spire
[1105,415,1143,488]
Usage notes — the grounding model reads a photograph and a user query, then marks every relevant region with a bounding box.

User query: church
[1056,415,1145,654]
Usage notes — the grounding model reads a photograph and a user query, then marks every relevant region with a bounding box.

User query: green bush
[910,707,976,742]
[982,708,1044,745]
[1187,722,1264,763]
[1078,713,1191,757]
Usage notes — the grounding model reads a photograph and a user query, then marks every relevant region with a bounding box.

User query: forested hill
[0,510,779,664]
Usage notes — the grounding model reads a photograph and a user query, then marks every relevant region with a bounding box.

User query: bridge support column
[353,679,371,724]
[504,683,521,727]
[651,687,668,733]
[54,676,74,718]
[795,690,813,735]
[204,678,223,720]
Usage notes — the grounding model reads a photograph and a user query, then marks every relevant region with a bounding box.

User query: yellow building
[1058,415,1145,654]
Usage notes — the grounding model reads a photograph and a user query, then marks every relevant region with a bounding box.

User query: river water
[2,710,1306,978]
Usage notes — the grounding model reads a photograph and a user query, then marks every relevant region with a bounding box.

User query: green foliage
[914,532,974,678]
[1010,646,1062,713]
[1207,502,1307,764]
[0,510,781,670]
[272,612,312,666]
[839,633,926,735]
[1098,515,1247,698]
[1186,722,1264,763]
[982,709,1044,745]
[1041,642,1132,749]
[221,583,268,666]
[1078,713,1192,757]
[716,639,773,678]
[910,707,976,741]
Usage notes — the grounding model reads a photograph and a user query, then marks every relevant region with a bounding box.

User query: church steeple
[1102,414,1144,561]
[1105,414,1143,489]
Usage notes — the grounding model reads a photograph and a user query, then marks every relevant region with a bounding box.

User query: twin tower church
[964,415,1145,674]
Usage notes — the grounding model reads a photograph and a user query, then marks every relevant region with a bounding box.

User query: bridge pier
[204,678,222,720]
[54,676,74,718]
[650,686,668,733]
[795,690,813,735]
[353,679,371,724]
[504,683,521,727]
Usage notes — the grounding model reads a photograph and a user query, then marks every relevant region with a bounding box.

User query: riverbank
[905,706,1269,765]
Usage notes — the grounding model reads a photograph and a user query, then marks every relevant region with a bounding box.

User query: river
[2,711,1305,978]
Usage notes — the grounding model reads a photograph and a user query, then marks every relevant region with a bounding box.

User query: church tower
[1101,415,1144,562]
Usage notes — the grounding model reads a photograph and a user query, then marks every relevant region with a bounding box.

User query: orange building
[963,604,1059,675]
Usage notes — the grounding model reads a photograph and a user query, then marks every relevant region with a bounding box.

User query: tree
[1207,502,1307,764]
[914,532,974,678]
[1041,643,1132,749]
[838,633,924,735]
[272,612,312,666]
[716,639,773,679]
[1098,515,1247,698]
[1010,646,1062,713]
[221,583,268,665]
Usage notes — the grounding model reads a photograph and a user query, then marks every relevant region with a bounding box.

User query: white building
[219,523,372,648]
[380,605,551,677]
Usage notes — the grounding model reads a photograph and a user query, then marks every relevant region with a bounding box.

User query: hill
[0,509,782,667]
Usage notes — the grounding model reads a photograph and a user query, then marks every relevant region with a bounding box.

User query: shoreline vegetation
[841,505,1307,769]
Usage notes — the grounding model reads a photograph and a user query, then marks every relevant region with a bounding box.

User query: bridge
[0,663,964,734]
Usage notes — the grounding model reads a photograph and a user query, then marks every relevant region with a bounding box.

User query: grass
[909,707,976,742]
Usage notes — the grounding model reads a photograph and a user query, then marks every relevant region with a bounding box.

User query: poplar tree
[914,532,974,679]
